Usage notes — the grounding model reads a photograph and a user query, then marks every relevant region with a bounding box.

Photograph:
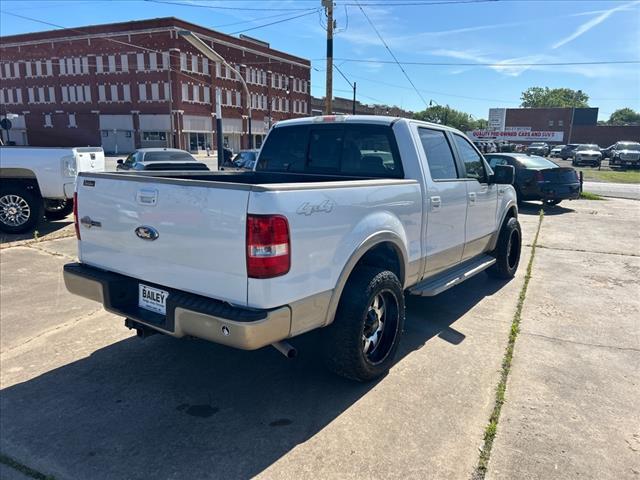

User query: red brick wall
[571,125,640,147]
[505,108,572,143]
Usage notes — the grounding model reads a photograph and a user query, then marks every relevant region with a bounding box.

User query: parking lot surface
[1,198,638,479]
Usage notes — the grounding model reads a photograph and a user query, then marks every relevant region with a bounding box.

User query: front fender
[488,185,518,251]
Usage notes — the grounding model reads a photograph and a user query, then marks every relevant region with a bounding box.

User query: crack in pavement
[536,244,640,257]
[0,231,75,250]
[26,244,76,261]
[0,307,103,359]
[519,330,640,353]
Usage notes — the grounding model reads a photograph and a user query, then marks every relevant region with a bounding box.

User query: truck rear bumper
[63,263,291,350]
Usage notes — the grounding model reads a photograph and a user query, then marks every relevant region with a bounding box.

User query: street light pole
[178,30,253,153]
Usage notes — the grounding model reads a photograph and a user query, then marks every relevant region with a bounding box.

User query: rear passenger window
[340,126,402,177]
[417,128,458,180]
[453,134,487,183]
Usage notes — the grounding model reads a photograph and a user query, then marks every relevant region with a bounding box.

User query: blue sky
[1,0,639,120]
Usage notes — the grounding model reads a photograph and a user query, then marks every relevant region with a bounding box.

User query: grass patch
[0,453,55,480]
[473,209,544,479]
[579,169,640,184]
[579,191,606,200]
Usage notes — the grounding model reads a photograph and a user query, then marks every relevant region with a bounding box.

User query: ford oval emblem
[135,226,159,241]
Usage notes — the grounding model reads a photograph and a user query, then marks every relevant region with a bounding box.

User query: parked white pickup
[0,146,105,233]
[64,116,521,381]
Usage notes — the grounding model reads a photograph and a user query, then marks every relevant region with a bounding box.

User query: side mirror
[117,159,124,165]
[491,164,515,185]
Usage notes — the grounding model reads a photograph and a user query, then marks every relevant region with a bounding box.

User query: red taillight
[73,192,80,240]
[246,214,290,279]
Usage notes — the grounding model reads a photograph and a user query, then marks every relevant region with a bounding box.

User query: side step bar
[409,254,496,297]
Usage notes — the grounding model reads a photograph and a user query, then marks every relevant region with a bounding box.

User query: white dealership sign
[488,108,506,131]
[467,130,564,142]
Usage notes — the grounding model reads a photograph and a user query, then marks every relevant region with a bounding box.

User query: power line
[354,1,429,107]
[328,58,640,66]
[227,9,320,35]
[143,0,315,11]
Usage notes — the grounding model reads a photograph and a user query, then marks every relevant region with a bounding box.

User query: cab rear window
[257,124,404,178]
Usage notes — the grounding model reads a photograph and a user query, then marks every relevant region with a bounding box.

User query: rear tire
[322,266,405,382]
[0,185,42,234]
[44,198,74,220]
[487,217,521,279]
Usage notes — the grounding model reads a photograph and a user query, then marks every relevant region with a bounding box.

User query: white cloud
[552,0,640,49]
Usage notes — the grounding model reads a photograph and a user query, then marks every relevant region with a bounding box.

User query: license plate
[138,284,168,315]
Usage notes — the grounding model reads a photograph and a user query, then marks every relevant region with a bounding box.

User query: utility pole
[323,0,333,115]
[352,82,356,115]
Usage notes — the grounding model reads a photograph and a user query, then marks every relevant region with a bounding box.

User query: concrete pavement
[0,198,638,479]
[486,198,640,480]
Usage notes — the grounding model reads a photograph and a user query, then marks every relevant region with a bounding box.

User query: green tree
[607,108,640,125]
[520,87,589,108]
[413,105,485,131]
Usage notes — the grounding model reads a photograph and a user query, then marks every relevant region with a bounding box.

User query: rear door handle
[468,192,477,205]
[430,196,441,211]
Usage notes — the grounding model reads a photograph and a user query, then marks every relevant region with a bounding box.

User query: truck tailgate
[76,173,249,306]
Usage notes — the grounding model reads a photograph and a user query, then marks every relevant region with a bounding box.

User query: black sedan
[486,153,581,206]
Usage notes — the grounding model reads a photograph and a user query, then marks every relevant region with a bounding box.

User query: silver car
[572,144,602,167]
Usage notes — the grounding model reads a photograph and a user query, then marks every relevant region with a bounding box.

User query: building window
[121,54,129,72]
[123,84,131,102]
[125,131,132,138]
[48,86,55,102]
[137,53,144,71]
[203,87,210,104]
[96,56,103,73]
[152,83,160,101]
[98,85,106,102]
[162,52,170,70]
[149,52,158,70]
[235,91,241,107]
[203,58,209,75]
[226,90,232,106]
[44,114,52,128]
[46,60,53,76]
[181,83,188,101]
[84,85,91,102]
[164,82,170,100]
[191,55,197,73]
[102,130,109,137]
[548,120,554,127]
[143,131,167,141]
[180,53,187,71]
[139,84,147,101]
[68,113,76,128]
[110,85,118,102]
[26,62,33,77]
[558,120,564,127]
[82,57,89,74]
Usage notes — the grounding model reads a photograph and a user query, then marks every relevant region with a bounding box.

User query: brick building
[471,107,639,147]
[311,95,413,118]
[0,17,311,153]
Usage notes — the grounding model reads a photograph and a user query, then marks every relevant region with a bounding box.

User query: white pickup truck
[64,116,521,381]
[0,146,105,233]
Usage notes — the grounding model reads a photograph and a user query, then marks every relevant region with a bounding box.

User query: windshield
[143,151,195,162]
[518,156,558,169]
[577,145,599,151]
[618,142,640,149]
